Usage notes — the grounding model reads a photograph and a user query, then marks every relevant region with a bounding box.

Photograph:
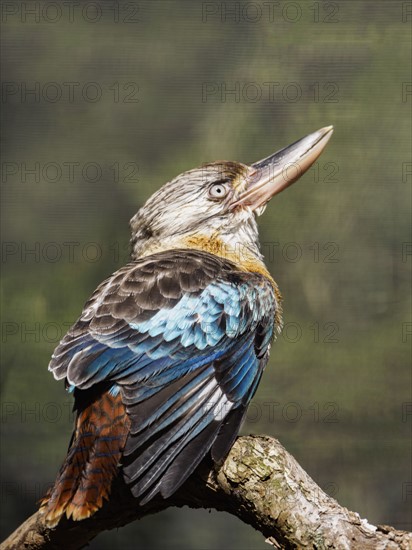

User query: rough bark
[1,435,411,550]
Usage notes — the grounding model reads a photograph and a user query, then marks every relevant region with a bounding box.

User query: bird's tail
[40,389,130,527]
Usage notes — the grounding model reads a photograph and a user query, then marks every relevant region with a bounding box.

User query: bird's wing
[49,249,278,503]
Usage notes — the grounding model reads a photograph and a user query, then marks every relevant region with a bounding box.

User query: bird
[40,126,333,527]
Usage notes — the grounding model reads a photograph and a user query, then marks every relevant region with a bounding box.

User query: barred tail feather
[40,390,130,527]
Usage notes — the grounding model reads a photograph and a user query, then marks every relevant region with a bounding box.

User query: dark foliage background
[1,1,411,548]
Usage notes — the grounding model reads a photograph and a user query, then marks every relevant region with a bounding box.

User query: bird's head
[130,126,333,266]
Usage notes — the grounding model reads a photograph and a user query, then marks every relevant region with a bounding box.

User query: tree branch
[2,436,411,550]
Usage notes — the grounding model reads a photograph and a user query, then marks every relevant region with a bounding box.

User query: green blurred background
[1,1,411,547]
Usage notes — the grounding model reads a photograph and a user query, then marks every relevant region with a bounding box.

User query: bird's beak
[232,126,333,213]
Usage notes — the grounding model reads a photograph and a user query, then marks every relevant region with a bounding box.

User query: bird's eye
[208,181,230,200]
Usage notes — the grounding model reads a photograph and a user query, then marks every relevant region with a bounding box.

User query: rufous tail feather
[40,390,130,527]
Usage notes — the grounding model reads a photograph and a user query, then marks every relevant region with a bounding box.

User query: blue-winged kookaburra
[41,126,333,526]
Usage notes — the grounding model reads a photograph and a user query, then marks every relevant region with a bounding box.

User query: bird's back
[41,248,280,526]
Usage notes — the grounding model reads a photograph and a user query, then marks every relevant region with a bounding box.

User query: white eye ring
[208,182,230,200]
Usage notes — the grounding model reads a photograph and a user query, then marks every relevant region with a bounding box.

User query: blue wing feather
[49,250,278,502]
